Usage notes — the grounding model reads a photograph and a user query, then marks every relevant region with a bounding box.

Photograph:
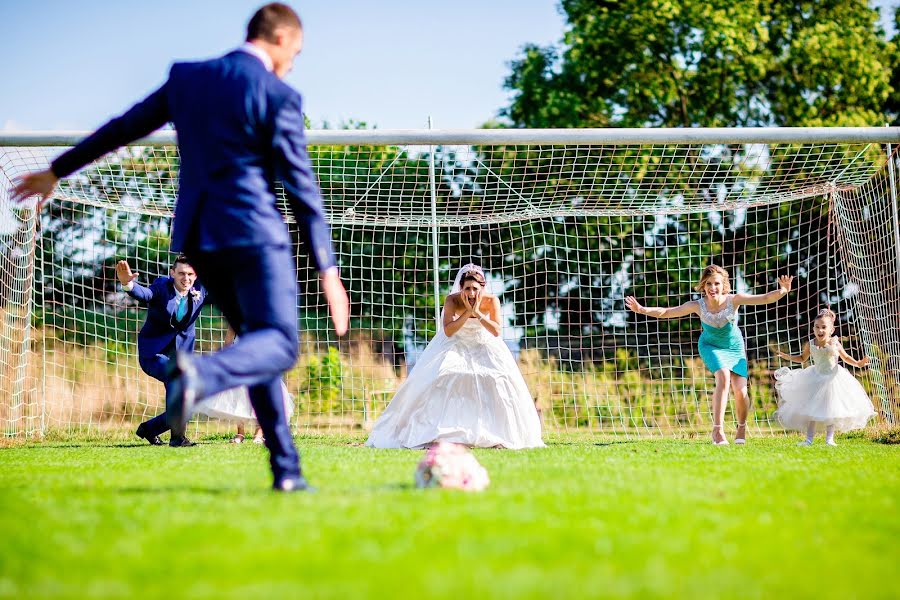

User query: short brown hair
[246,3,302,42]
[172,254,192,270]
[694,264,731,294]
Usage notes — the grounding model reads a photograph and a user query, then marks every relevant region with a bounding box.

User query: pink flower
[414,441,490,492]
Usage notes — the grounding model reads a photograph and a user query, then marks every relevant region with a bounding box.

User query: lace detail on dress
[697,295,738,328]
[809,337,840,373]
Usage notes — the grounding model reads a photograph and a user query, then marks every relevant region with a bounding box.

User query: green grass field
[1,433,898,599]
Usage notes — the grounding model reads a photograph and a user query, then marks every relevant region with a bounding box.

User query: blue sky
[1,1,897,133]
[0,0,566,131]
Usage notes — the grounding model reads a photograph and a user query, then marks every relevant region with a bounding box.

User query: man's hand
[321,269,349,336]
[115,260,139,286]
[10,170,59,209]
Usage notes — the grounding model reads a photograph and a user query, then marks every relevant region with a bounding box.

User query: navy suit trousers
[188,244,301,482]
[138,349,175,438]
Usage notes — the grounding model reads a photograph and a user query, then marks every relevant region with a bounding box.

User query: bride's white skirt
[366,320,544,449]
[774,365,875,432]
[195,380,294,423]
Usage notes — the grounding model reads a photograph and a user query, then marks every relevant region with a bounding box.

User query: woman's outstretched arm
[733,275,793,307]
[625,297,699,319]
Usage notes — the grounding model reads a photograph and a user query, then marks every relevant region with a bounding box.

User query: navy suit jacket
[51,50,336,270]
[128,277,209,359]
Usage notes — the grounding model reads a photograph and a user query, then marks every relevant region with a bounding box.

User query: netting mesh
[0,135,897,438]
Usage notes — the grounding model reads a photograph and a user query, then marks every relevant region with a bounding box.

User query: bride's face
[462,281,483,304]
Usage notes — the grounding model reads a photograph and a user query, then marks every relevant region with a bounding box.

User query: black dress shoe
[166,351,203,439]
[169,436,196,447]
[136,423,164,446]
[273,475,314,492]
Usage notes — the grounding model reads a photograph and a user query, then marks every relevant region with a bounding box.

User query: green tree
[503,0,891,128]
[493,0,894,354]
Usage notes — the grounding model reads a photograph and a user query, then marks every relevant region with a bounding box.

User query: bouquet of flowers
[414,441,490,492]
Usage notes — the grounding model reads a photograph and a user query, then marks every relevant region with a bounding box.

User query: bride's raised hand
[460,292,476,315]
[472,288,487,317]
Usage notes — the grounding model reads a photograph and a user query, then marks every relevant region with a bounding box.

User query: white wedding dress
[366,317,545,449]
[195,380,294,423]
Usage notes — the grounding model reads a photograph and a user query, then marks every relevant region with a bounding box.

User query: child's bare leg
[232,422,246,443]
[731,373,749,443]
[799,422,816,445]
[253,423,264,443]
[712,369,731,443]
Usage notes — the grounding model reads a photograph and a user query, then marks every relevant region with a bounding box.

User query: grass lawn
[1,433,898,599]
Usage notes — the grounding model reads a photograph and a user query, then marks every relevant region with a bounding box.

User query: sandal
[231,433,245,444]
[711,424,729,446]
[734,422,747,445]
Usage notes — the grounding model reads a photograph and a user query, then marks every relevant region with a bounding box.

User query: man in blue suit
[117,256,209,447]
[12,3,349,492]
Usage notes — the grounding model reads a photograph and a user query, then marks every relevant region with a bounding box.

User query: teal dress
[697,295,748,377]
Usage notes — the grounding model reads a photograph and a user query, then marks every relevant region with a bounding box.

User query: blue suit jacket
[51,50,336,270]
[128,277,209,359]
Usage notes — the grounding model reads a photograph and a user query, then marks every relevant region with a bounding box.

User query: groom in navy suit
[117,256,209,447]
[12,3,350,492]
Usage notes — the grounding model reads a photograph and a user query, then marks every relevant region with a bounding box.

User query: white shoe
[797,439,813,446]
[826,439,837,447]
[712,425,729,446]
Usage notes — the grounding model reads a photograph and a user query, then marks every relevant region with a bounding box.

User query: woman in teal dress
[626,265,793,445]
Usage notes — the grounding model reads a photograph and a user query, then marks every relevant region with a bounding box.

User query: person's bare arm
[443,294,473,337]
[733,275,793,307]
[626,296,698,319]
[837,345,870,368]
[474,296,502,337]
[776,341,810,364]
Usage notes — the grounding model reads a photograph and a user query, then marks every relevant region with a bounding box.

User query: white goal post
[1,127,898,439]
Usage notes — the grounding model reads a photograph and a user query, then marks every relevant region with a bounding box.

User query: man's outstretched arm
[116,260,153,303]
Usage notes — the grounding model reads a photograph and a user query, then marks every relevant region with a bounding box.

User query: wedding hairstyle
[694,264,731,294]
[246,3,302,42]
[460,264,487,288]
[815,308,837,324]
[171,254,192,269]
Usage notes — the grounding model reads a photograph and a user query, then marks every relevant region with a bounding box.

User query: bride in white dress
[366,264,545,449]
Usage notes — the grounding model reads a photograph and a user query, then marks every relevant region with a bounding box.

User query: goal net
[1,128,898,439]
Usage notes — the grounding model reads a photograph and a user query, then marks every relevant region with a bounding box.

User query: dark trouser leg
[139,352,173,438]
[248,378,301,480]
[188,245,301,482]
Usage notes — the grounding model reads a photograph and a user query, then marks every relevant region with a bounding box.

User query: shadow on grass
[13,442,217,450]
[112,485,246,495]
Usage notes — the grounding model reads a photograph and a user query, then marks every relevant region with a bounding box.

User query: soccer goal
[1,127,898,439]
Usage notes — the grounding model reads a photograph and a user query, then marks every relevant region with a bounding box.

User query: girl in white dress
[774,308,876,446]
[366,264,544,449]
[195,328,294,443]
